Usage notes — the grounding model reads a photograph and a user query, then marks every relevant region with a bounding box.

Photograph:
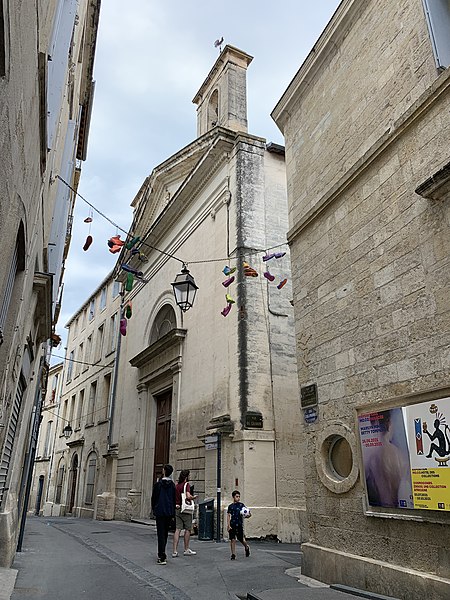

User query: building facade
[0,0,100,567]
[29,363,64,516]
[40,46,305,541]
[42,274,122,520]
[273,0,450,597]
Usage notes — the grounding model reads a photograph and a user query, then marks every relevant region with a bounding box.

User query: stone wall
[274,0,450,595]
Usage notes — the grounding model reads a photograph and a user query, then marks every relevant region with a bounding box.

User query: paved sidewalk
[2,516,396,600]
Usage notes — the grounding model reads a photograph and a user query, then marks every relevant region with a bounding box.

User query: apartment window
[108,313,118,353]
[61,399,68,433]
[76,389,84,429]
[150,304,176,345]
[55,460,65,504]
[423,0,450,68]
[68,395,76,426]
[50,373,59,404]
[112,280,121,298]
[73,317,78,338]
[66,351,74,381]
[84,454,97,505]
[87,381,97,425]
[80,309,86,331]
[100,286,107,311]
[0,222,25,344]
[95,324,104,363]
[76,342,83,376]
[84,335,92,371]
[43,421,53,457]
[88,299,95,321]
[99,373,111,421]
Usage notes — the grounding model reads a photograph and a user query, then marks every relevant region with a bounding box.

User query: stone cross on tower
[192,45,253,138]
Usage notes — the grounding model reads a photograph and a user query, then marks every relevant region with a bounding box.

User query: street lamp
[171,265,198,312]
[62,423,73,439]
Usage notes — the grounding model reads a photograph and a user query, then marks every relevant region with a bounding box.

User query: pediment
[131,128,237,239]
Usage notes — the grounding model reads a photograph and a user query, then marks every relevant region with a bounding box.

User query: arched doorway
[68,454,78,513]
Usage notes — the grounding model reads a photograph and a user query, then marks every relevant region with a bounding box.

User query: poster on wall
[358,408,414,509]
[404,397,450,511]
[358,397,450,512]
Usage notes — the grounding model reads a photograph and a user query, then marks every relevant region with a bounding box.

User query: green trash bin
[198,498,214,540]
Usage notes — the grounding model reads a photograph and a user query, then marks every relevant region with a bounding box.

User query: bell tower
[192,45,253,137]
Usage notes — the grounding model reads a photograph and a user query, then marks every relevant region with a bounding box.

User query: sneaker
[245,546,250,557]
[184,548,196,555]
[157,558,167,565]
[231,554,236,560]
[172,552,178,558]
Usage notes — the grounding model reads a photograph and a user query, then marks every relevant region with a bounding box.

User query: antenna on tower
[214,37,224,53]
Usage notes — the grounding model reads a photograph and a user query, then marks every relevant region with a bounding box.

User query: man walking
[151,464,176,565]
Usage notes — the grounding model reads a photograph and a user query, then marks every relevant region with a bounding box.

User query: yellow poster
[404,397,450,511]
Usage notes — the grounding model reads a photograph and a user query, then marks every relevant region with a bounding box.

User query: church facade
[41,46,305,541]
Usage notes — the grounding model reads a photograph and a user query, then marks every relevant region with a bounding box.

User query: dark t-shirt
[227,501,245,528]
[175,481,191,506]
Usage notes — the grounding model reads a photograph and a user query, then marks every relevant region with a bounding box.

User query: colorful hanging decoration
[225,293,235,304]
[125,236,140,250]
[263,251,286,262]
[221,303,232,317]
[82,209,94,251]
[277,278,288,290]
[120,317,127,336]
[223,265,236,276]
[125,302,132,319]
[108,235,125,254]
[263,271,275,282]
[243,262,258,277]
[125,272,134,292]
[121,263,143,278]
[222,275,235,288]
[131,247,148,262]
[83,235,93,251]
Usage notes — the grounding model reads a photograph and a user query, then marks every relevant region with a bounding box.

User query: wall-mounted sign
[301,383,318,408]
[204,434,218,450]
[304,407,318,424]
[358,396,450,512]
[245,413,263,429]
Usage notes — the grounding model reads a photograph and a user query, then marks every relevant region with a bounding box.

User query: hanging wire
[57,174,288,267]
[52,353,115,369]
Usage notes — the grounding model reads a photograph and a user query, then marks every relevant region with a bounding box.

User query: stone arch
[207,88,219,129]
[149,304,177,345]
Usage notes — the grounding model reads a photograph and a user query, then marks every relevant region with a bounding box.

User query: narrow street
[9,517,360,600]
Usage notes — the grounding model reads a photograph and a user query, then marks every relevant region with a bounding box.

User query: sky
[56,0,342,351]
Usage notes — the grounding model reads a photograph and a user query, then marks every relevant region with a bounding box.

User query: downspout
[107,294,124,450]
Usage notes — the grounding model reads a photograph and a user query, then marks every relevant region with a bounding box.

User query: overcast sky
[56,1,341,352]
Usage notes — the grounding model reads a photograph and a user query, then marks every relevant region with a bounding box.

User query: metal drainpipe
[107,295,124,450]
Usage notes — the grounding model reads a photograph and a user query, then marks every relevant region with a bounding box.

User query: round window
[329,436,352,479]
[315,424,359,494]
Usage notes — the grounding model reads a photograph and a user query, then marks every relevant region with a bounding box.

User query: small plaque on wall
[245,413,263,429]
[301,383,318,408]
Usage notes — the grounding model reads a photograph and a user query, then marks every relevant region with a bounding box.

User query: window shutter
[422,0,450,69]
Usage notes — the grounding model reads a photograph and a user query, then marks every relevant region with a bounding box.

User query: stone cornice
[272,0,361,130]
[287,67,450,244]
[129,328,187,369]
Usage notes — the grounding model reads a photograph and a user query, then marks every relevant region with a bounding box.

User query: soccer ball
[240,506,251,518]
